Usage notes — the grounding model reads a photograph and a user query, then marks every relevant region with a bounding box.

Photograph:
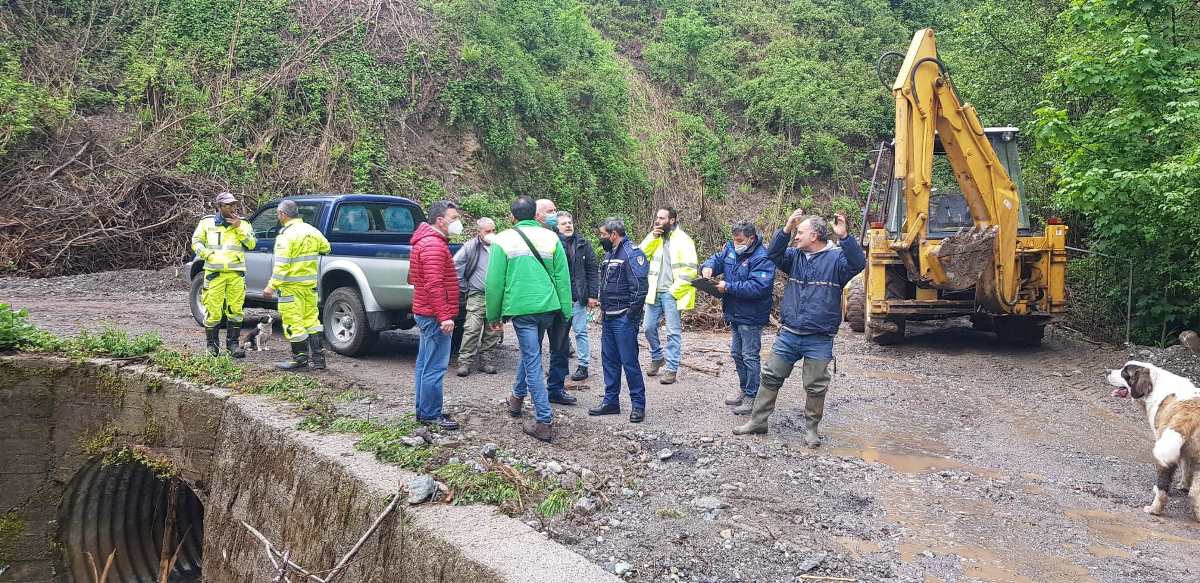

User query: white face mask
[447,219,464,235]
[482,233,496,245]
[734,244,748,254]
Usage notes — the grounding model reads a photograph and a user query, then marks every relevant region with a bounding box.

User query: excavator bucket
[934,225,997,291]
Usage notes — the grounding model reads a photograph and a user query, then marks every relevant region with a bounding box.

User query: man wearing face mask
[589,218,650,422]
[454,217,501,377]
[733,210,864,447]
[408,200,463,430]
[191,191,257,357]
[534,198,578,406]
[700,220,775,415]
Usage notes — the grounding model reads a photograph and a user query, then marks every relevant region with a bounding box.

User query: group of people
[411,195,865,446]
[192,191,865,446]
[192,194,331,370]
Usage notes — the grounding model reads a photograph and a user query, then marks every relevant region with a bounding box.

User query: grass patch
[150,350,244,385]
[655,508,685,519]
[536,487,576,518]
[434,463,522,506]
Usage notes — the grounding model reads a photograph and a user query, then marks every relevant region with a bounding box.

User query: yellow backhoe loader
[843,28,1068,346]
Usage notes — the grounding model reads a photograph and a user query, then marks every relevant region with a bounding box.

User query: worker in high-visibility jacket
[191,191,257,358]
[262,199,332,370]
[639,206,698,385]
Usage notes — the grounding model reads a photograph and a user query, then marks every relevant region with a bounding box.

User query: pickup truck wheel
[189,273,221,328]
[323,287,378,356]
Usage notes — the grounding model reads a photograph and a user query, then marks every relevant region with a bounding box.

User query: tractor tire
[845,273,866,333]
[994,317,1045,347]
[322,286,379,356]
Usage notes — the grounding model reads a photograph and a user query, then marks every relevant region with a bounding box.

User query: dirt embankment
[4,269,1200,582]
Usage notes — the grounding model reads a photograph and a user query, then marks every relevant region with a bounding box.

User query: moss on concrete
[0,511,26,565]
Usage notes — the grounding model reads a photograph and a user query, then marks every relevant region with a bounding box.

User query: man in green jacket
[486,196,573,442]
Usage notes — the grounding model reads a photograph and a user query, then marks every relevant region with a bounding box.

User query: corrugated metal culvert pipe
[57,459,203,582]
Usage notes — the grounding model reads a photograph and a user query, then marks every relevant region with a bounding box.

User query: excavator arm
[890,28,1022,313]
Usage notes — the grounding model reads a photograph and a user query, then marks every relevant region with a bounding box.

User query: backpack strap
[514,227,554,282]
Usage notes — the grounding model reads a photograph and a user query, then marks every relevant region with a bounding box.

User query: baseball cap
[215,191,238,204]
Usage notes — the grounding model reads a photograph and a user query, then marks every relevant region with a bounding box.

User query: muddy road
[4,269,1200,583]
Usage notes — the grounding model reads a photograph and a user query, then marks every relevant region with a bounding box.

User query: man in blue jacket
[589,218,651,423]
[734,210,864,447]
[700,221,776,416]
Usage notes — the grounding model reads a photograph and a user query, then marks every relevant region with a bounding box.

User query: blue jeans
[414,315,451,420]
[644,291,682,372]
[571,300,591,367]
[602,311,646,410]
[512,313,555,423]
[730,324,763,397]
[772,329,835,362]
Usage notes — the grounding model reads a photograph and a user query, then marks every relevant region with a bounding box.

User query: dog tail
[1154,428,1186,467]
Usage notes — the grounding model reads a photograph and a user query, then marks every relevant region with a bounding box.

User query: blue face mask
[214,211,226,226]
[543,213,558,230]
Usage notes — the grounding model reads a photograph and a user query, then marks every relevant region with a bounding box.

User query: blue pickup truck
[185,194,462,356]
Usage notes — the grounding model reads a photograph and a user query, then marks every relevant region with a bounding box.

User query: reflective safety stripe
[273,274,318,283]
[275,254,321,264]
[787,278,840,288]
[671,262,697,269]
[277,296,296,303]
[305,325,324,333]
[218,244,245,251]
[505,248,556,260]
[290,332,310,342]
[205,262,245,270]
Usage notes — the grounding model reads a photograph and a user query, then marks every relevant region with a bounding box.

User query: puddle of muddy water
[831,445,1001,479]
[1066,508,1200,547]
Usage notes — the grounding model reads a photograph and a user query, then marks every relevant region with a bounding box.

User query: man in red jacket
[410,200,463,430]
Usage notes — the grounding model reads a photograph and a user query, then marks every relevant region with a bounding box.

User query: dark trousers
[546,312,570,396]
[601,311,646,410]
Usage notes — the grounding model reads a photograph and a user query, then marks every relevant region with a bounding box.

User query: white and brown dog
[1107,360,1200,519]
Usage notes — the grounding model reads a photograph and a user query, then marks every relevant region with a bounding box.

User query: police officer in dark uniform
[588,218,651,423]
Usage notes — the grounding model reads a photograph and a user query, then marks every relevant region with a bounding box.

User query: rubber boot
[803,394,825,448]
[733,353,792,436]
[205,327,220,357]
[276,341,308,370]
[732,387,777,435]
[801,358,832,448]
[308,335,326,370]
[225,321,245,358]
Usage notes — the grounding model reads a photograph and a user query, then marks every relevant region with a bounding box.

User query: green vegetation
[0,304,56,350]
[102,447,179,479]
[0,511,26,566]
[325,416,573,516]
[4,1,1197,337]
[150,349,245,386]
[2,305,161,357]
[1034,0,1200,344]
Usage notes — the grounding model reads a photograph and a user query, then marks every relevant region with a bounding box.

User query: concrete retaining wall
[0,355,618,583]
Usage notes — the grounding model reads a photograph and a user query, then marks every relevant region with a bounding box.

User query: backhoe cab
[843,29,1068,346]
